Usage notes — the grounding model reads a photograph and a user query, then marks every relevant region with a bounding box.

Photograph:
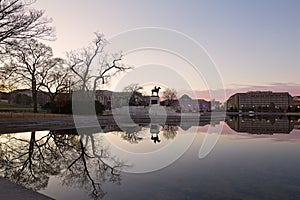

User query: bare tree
[0,0,54,94]
[123,83,143,93]
[123,83,145,106]
[40,63,74,107]
[0,0,54,46]
[163,88,177,107]
[0,71,17,92]
[67,32,130,92]
[5,39,62,112]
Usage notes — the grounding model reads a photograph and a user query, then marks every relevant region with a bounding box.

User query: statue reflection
[118,124,180,144]
[150,124,161,143]
[0,129,127,200]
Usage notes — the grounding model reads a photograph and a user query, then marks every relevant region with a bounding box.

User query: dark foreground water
[1,115,300,200]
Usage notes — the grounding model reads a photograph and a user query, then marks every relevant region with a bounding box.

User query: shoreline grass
[0,112,72,119]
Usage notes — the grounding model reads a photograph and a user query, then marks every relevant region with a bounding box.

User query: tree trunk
[29,131,36,159]
[32,78,38,113]
[50,95,56,113]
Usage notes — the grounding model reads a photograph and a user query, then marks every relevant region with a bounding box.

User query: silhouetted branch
[0,0,54,44]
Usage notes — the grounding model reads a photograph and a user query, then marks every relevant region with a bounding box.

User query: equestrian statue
[151,86,161,96]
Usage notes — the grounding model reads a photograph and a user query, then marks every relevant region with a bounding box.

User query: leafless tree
[5,39,62,112]
[40,63,74,107]
[0,0,54,94]
[163,88,177,107]
[123,83,145,106]
[0,70,17,92]
[123,83,143,93]
[67,32,130,92]
[0,0,54,46]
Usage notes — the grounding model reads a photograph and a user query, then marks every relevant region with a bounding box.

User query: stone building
[95,90,113,109]
[8,89,50,106]
[227,91,292,111]
[178,94,211,112]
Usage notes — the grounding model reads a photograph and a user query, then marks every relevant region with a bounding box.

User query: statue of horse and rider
[151,86,161,96]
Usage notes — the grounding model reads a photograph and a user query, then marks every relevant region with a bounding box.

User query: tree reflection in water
[120,125,143,144]
[0,130,127,199]
[162,125,178,140]
[118,125,179,144]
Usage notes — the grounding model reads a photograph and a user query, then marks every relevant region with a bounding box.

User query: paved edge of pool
[0,177,54,200]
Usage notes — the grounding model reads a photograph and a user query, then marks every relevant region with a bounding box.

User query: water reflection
[150,124,161,143]
[120,125,143,144]
[226,115,300,134]
[0,130,126,199]
[162,125,178,140]
[0,131,68,191]
[113,123,179,144]
[1,115,300,199]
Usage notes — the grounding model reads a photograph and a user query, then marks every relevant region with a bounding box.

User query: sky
[34,0,300,99]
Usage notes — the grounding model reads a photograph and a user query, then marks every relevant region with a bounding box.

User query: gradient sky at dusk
[35,0,300,98]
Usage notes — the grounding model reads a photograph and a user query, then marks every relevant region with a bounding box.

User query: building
[109,92,131,108]
[291,96,300,107]
[0,92,9,102]
[95,90,113,109]
[178,94,211,112]
[94,91,212,111]
[8,89,50,106]
[227,91,292,111]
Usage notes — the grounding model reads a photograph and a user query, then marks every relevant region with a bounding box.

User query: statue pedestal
[149,96,160,106]
[148,95,167,118]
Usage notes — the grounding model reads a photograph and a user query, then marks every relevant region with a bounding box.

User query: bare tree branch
[67,32,131,92]
[0,0,55,45]
[4,39,61,112]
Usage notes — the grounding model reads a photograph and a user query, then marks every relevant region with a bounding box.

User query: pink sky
[179,82,300,101]
[32,1,300,102]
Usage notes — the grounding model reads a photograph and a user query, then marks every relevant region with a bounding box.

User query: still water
[1,115,300,200]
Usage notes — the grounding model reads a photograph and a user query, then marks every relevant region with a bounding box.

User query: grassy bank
[0,102,34,111]
[0,101,71,118]
[0,102,69,118]
[0,112,71,119]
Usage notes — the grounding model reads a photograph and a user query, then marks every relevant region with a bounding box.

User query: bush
[43,100,105,115]
[95,101,105,115]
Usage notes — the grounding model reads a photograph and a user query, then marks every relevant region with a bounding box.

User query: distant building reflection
[226,116,299,134]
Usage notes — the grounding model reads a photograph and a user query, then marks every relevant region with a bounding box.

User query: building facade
[178,94,211,112]
[8,89,50,106]
[95,90,113,109]
[0,92,9,102]
[227,91,292,111]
